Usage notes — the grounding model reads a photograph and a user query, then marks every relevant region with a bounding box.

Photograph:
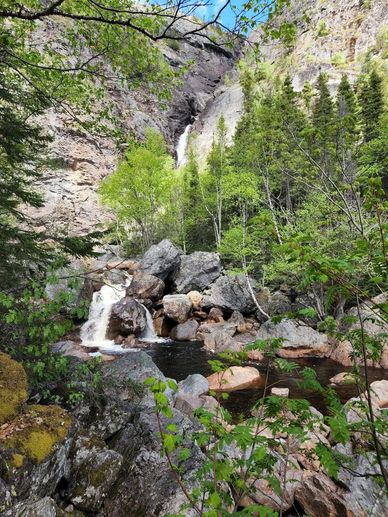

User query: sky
[191,0,269,31]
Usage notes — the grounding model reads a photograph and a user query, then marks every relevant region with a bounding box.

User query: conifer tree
[360,70,384,142]
[312,73,335,176]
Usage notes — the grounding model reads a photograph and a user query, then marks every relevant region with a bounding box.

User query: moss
[1,404,73,464]
[11,453,24,468]
[0,352,28,425]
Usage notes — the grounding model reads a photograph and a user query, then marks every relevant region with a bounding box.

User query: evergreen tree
[359,70,384,142]
[312,73,335,176]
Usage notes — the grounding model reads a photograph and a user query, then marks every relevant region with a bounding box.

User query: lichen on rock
[0,352,28,426]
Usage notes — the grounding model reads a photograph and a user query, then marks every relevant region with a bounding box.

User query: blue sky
[192,0,268,31]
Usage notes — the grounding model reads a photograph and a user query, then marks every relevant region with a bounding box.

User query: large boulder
[107,297,147,338]
[177,374,209,397]
[126,271,165,302]
[256,319,330,358]
[140,239,181,280]
[207,274,257,314]
[170,319,199,341]
[163,294,192,323]
[173,252,221,293]
[207,366,262,392]
[203,329,240,353]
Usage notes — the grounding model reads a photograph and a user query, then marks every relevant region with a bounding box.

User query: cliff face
[26,1,387,234]
[192,0,387,163]
[27,20,236,235]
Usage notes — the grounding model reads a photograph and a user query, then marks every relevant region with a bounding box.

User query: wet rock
[0,352,28,425]
[107,297,147,338]
[163,294,192,323]
[126,271,165,302]
[67,437,123,512]
[329,371,356,386]
[170,319,199,341]
[256,319,330,358]
[173,252,221,293]
[207,366,262,392]
[207,274,257,314]
[140,239,181,280]
[177,374,209,397]
[153,315,173,337]
[187,290,203,310]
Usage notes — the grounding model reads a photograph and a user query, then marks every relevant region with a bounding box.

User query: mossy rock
[0,352,28,425]
[0,405,73,464]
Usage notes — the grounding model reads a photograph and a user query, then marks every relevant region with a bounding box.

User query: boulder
[329,371,356,386]
[330,340,353,366]
[51,340,91,362]
[163,294,192,323]
[140,239,181,280]
[187,290,203,310]
[0,352,28,425]
[207,274,257,314]
[207,366,262,392]
[173,252,221,293]
[203,329,240,353]
[174,393,219,417]
[170,319,199,341]
[208,307,225,322]
[107,297,147,338]
[271,387,289,397]
[126,271,165,301]
[153,315,173,337]
[177,374,209,397]
[228,310,246,332]
[370,379,388,408]
[256,319,330,358]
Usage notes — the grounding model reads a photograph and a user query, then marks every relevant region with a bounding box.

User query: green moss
[11,453,24,468]
[1,405,73,464]
[0,352,28,425]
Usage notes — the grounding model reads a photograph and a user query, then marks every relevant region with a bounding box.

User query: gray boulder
[163,294,192,323]
[126,271,165,301]
[173,252,221,293]
[170,319,199,341]
[203,329,240,353]
[207,274,257,314]
[140,239,181,280]
[2,497,64,517]
[107,297,147,338]
[177,374,209,397]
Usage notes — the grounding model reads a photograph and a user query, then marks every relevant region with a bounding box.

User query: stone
[256,319,330,358]
[207,366,262,392]
[173,252,221,293]
[107,297,147,338]
[126,271,165,301]
[271,387,289,397]
[153,315,173,337]
[0,352,28,425]
[329,340,353,366]
[163,294,192,323]
[203,329,240,353]
[246,349,264,361]
[140,239,181,280]
[369,379,388,408]
[228,310,246,332]
[187,290,203,310]
[106,259,139,272]
[170,319,199,341]
[208,307,224,322]
[2,497,64,516]
[51,340,91,362]
[207,274,258,314]
[329,371,356,385]
[177,374,209,397]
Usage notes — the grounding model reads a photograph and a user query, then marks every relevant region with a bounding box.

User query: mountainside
[26,0,387,234]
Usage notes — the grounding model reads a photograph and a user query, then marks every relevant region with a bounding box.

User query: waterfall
[176,124,191,167]
[80,280,130,352]
[139,304,165,342]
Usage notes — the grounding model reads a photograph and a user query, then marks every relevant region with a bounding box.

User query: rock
[203,329,240,353]
[329,371,356,386]
[369,379,388,408]
[170,319,199,341]
[153,315,173,337]
[0,352,28,425]
[256,319,330,358]
[173,252,221,293]
[106,259,139,272]
[67,437,123,512]
[207,366,262,392]
[174,393,219,416]
[51,340,91,362]
[329,340,353,366]
[107,297,147,338]
[245,349,264,361]
[2,496,64,516]
[207,274,257,314]
[197,321,235,341]
[140,239,181,280]
[187,290,203,310]
[177,374,209,397]
[163,294,192,323]
[228,311,246,332]
[208,307,225,322]
[271,387,289,397]
[126,271,165,301]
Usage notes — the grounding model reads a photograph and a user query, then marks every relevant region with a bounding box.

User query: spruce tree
[360,70,384,142]
[312,73,335,175]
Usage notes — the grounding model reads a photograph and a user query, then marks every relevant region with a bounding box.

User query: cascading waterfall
[176,124,191,167]
[139,304,165,342]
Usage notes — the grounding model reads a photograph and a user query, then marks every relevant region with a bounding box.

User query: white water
[176,124,191,167]
[139,304,166,343]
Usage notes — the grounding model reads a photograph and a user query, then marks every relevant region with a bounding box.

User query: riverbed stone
[256,319,330,358]
[329,371,356,385]
[140,239,181,280]
[173,252,221,293]
[170,319,199,341]
[107,297,147,338]
[163,294,192,323]
[207,366,262,392]
[126,271,165,301]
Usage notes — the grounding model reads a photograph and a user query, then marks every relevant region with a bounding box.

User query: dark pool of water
[146,340,388,416]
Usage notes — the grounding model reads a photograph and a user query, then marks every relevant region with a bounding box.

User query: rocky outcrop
[140,239,182,281]
[173,252,221,293]
[107,297,147,338]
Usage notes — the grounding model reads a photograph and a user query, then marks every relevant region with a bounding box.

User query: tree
[359,70,384,142]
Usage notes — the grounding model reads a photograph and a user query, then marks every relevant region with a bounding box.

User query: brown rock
[370,379,388,408]
[208,307,224,323]
[126,271,165,302]
[207,366,262,392]
[329,372,356,386]
[163,294,192,323]
[187,291,203,310]
[330,340,353,367]
[107,297,147,338]
[153,316,173,337]
[106,259,139,272]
